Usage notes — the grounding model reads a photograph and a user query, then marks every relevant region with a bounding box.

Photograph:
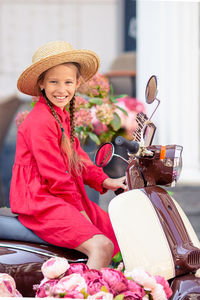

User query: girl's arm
[75,137,127,193]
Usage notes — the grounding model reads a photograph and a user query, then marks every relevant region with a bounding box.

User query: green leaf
[110,113,121,131]
[88,98,103,105]
[112,251,123,263]
[114,295,124,300]
[116,105,128,116]
[75,126,86,133]
[114,94,128,99]
[31,101,36,107]
[88,132,101,145]
[167,190,174,196]
[109,97,118,103]
[110,84,114,97]
[59,292,66,298]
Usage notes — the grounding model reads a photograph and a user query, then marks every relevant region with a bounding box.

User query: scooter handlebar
[115,136,139,154]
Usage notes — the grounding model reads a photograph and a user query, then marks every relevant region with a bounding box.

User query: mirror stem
[149,98,160,120]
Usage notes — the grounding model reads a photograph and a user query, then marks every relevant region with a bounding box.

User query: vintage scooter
[0,75,200,299]
[95,75,200,299]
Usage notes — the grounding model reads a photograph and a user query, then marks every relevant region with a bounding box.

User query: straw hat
[17,41,100,96]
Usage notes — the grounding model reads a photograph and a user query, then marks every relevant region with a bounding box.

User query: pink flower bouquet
[34,257,172,299]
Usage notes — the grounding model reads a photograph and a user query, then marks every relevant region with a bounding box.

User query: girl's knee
[92,235,114,255]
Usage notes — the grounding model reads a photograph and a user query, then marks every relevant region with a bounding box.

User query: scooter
[0,75,200,299]
[95,75,200,299]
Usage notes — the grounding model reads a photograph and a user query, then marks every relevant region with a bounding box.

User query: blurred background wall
[0,0,134,97]
[0,0,199,207]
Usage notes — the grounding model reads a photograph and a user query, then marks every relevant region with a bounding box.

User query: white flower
[0,273,22,297]
[151,283,167,300]
[53,273,87,294]
[41,257,70,279]
[130,268,157,290]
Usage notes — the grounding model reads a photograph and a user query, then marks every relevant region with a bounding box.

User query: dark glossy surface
[143,186,200,277]
[170,274,200,299]
[127,145,183,189]
[0,240,87,297]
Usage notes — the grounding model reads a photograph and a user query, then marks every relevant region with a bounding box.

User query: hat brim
[17,49,100,96]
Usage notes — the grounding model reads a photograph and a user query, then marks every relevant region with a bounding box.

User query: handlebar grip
[115,136,139,154]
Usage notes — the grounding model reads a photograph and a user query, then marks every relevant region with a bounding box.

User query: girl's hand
[102,176,127,191]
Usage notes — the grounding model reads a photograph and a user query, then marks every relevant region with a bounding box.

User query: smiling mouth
[55,96,67,100]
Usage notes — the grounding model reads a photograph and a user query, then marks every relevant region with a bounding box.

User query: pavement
[0,98,200,240]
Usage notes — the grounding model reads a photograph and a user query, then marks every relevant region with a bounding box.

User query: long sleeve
[74,137,108,193]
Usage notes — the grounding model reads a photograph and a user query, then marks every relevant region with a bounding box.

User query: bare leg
[75,234,114,270]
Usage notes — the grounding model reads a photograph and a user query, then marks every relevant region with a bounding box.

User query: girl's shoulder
[19,102,57,132]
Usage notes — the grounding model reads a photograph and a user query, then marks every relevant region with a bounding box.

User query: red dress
[10,96,119,255]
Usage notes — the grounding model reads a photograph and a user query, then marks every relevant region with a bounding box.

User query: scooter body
[95,75,200,299]
[1,75,199,299]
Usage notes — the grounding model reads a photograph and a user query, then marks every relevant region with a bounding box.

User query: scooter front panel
[108,189,175,279]
[172,199,200,250]
[143,186,200,277]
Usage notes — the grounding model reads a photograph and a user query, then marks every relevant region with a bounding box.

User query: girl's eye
[49,80,57,84]
[66,81,73,84]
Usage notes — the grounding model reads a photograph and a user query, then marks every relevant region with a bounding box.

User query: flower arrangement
[0,273,22,297]
[15,73,145,146]
[75,73,145,145]
[33,256,172,299]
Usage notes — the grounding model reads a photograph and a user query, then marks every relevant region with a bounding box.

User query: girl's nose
[57,83,66,92]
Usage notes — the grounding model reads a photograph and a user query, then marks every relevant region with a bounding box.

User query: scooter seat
[0,208,48,244]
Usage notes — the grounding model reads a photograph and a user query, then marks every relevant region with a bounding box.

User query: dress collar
[38,95,70,122]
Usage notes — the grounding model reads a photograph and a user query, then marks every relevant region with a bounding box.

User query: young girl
[10,41,127,269]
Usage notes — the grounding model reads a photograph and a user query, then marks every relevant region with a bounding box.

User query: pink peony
[87,291,113,299]
[83,269,102,282]
[41,257,70,279]
[83,269,109,295]
[122,290,144,300]
[62,289,84,298]
[35,279,58,298]
[151,283,167,300]
[101,268,128,295]
[127,279,145,298]
[155,276,172,298]
[52,273,87,294]
[0,273,22,297]
[129,268,157,290]
[84,273,109,295]
[66,263,89,276]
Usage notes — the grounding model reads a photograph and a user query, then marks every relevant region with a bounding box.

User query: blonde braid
[44,95,64,131]
[69,96,76,144]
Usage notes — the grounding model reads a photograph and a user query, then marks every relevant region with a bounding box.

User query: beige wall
[0,0,123,98]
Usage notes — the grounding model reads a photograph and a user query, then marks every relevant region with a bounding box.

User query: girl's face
[39,64,80,110]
